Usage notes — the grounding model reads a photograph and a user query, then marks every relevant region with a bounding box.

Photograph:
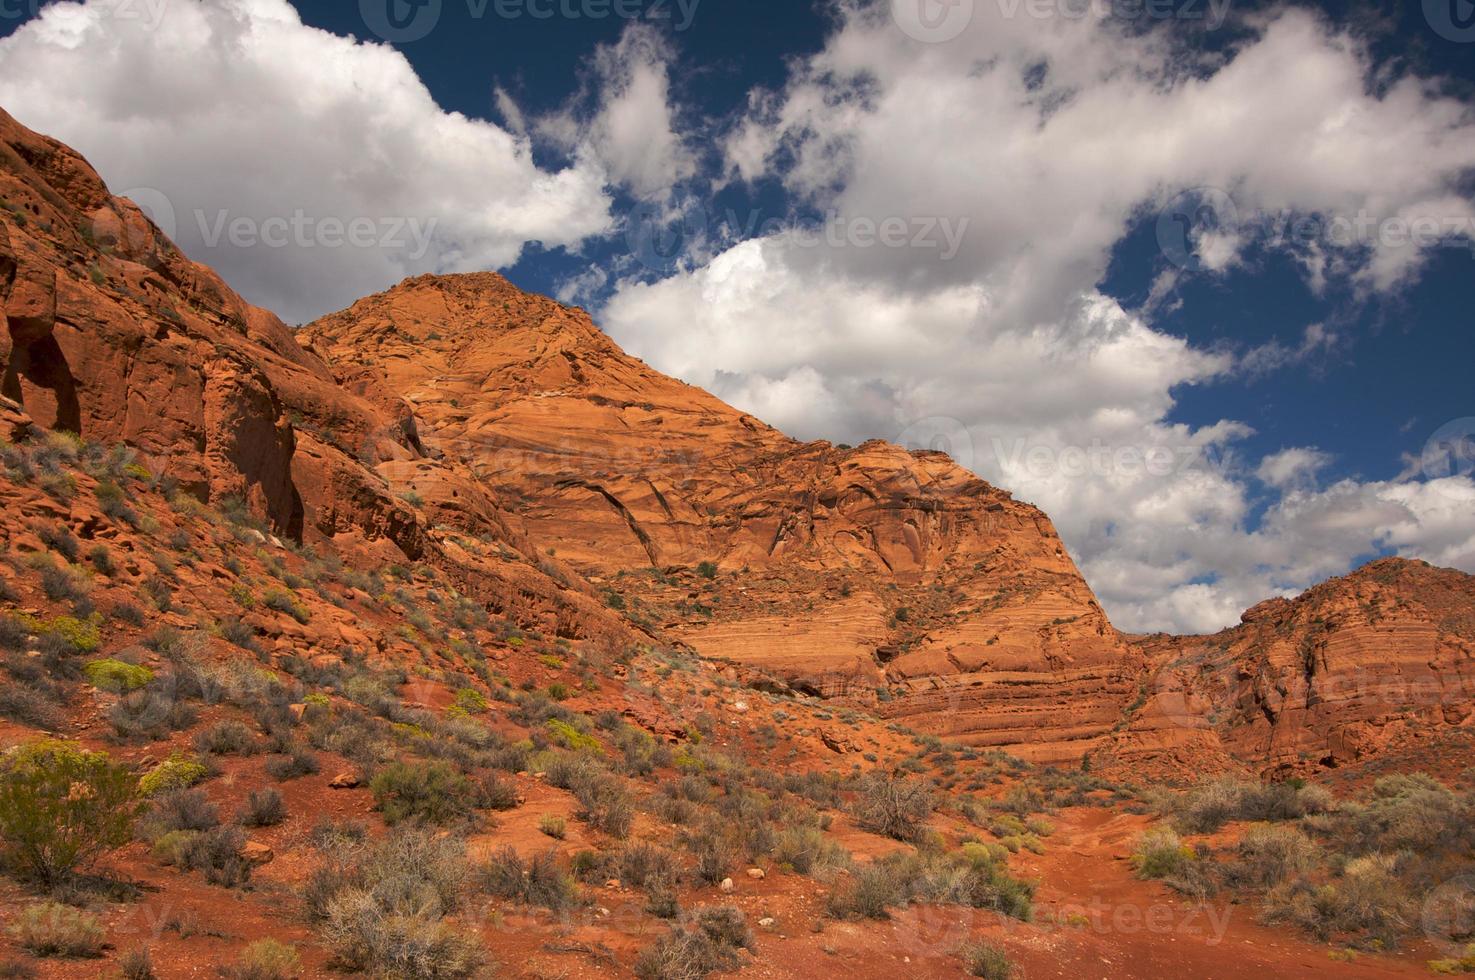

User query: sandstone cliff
[302,273,1142,762]
[0,107,627,648]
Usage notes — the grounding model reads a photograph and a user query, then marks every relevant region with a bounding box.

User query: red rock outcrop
[0,107,628,647]
[1096,558,1475,778]
[302,273,1142,762]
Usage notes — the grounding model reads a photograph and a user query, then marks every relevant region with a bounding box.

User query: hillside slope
[302,273,1141,763]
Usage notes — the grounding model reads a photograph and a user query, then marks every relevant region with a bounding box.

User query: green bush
[0,739,139,884]
[547,718,600,752]
[370,760,476,826]
[138,753,209,796]
[6,901,104,957]
[1131,827,1197,881]
[84,658,154,693]
[450,687,487,714]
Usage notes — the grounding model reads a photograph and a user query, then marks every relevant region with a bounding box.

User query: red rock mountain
[0,106,629,650]
[300,274,1141,763]
[4,105,1473,775]
[1104,558,1475,778]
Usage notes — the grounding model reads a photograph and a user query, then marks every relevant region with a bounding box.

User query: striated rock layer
[6,106,1474,773]
[0,107,629,649]
[1098,558,1475,778]
[303,273,1142,762]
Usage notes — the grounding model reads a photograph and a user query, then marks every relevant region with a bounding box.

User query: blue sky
[1,0,1472,632]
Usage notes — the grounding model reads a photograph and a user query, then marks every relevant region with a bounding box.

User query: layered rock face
[8,105,1473,773]
[1099,558,1475,777]
[0,108,626,647]
[303,273,1141,762]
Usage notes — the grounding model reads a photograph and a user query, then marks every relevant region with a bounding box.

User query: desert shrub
[635,907,753,980]
[567,768,634,838]
[193,719,261,755]
[525,849,579,910]
[138,753,209,796]
[370,760,476,826]
[539,815,567,839]
[307,830,467,926]
[1261,854,1414,946]
[854,774,936,843]
[960,941,1013,979]
[1224,824,1318,890]
[178,825,252,887]
[108,678,199,740]
[474,846,578,911]
[619,842,680,891]
[85,544,116,576]
[547,718,600,752]
[239,788,287,827]
[684,826,737,885]
[0,739,139,885]
[37,524,79,562]
[111,601,146,626]
[145,788,220,836]
[5,902,104,957]
[322,890,483,979]
[84,658,154,694]
[0,614,30,650]
[33,615,101,654]
[94,481,138,526]
[37,560,86,602]
[1131,827,1197,880]
[220,617,258,651]
[475,845,527,901]
[1167,778,1333,835]
[262,588,310,624]
[0,684,65,730]
[266,745,320,781]
[827,846,1034,922]
[773,825,850,877]
[222,939,299,980]
[1429,944,1475,974]
[118,945,156,979]
[474,771,519,811]
[450,687,487,714]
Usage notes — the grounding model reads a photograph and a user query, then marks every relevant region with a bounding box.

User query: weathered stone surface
[302,273,1141,762]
